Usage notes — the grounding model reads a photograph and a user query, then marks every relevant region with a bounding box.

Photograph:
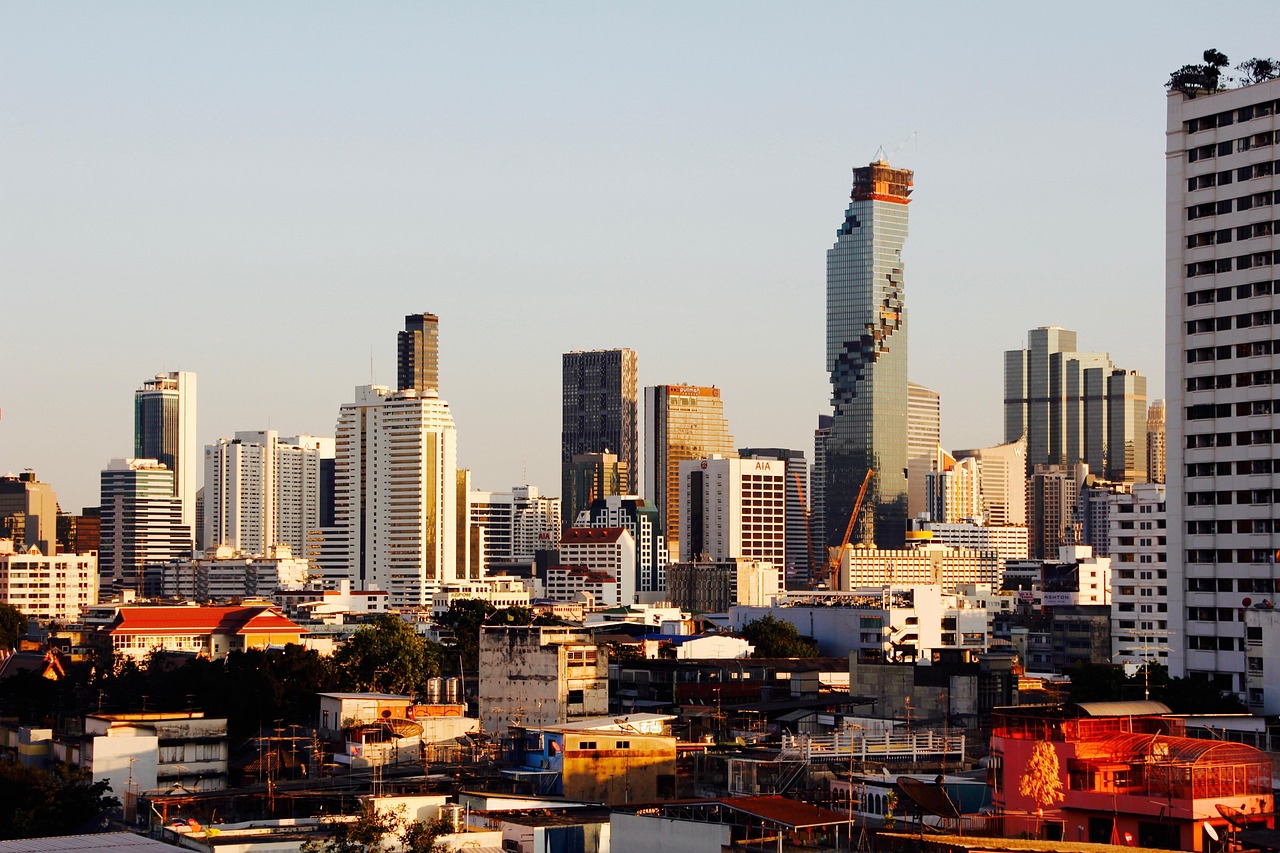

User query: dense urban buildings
[952,438,1028,526]
[134,371,198,537]
[573,495,668,594]
[562,349,638,522]
[562,451,627,532]
[98,458,193,594]
[825,160,912,550]
[643,384,736,553]
[397,312,440,395]
[0,471,58,556]
[737,447,809,583]
[1166,74,1280,691]
[468,485,561,568]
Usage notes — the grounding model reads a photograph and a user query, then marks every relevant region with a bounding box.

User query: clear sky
[2,2,1274,512]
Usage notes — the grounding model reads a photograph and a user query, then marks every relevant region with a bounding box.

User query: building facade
[477,626,609,736]
[906,382,941,522]
[1166,76,1280,686]
[1146,399,1166,484]
[0,472,59,557]
[0,539,97,620]
[99,459,192,594]
[558,527,636,606]
[469,486,561,570]
[562,349,638,517]
[398,312,440,395]
[644,384,736,553]
[738,448,809,585]
[953,438,1027,527]
[574,495,669,594]
[665,558,781,613]
[563,452,627,535]
[134,372,197,537]
[826,161,912,550]
[1107,483,1171,670]
[676,456,785,568]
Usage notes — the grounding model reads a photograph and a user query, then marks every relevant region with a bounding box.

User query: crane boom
[826,468,874,588]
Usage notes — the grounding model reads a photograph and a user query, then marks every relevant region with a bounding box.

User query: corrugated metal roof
[0,833,177,852]
[713,796,849,829]
[1074,700,1172,717]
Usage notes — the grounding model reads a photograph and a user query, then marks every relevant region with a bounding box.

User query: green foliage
[0,603,27,650]
[1168,49,1231,96]
[1064,662,1129,703]
[1065,662,1246,714]
[333,614,444,696]
[0,762,119,840]
[437,601,534,675]
[302,803,451,853]
[740,615,820,658]
[1238,57,1279,85]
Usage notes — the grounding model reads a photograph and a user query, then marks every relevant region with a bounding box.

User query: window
[615,740,630,749]
[577,740,596,750]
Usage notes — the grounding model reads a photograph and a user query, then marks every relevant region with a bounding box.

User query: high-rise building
[1004,330,1147,481]
[335,385,458,607]
[811,414,832,565]
[574,495,668,594]
[134,371,197,537]
[643,384,736,552]
[738,447,809,584]
[953,438,1028,527]
[1146,400,1166,484]
[468,485,561,570]
[1166,75,1280,690]
[1028,463,1088,560]
[1107,483,1170,670]
[677,455,785,568]
[99,458,192,594]
[906,382,941,521]
[203,431,334,557]
[923,450,982,524]
[563,451,627,530]
[562,349,638,516]
[826,161,912,549]
[398,312,440,394]
[0,471,59,556]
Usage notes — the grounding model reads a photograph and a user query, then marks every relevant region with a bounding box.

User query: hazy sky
[3,3,1273,511]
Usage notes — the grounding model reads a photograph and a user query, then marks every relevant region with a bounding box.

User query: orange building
[108,604,305,660]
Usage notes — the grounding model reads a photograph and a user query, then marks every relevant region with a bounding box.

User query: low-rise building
[838,542,1000,593]
[430,577,532,618]
[0,539,97,621]
[558,528,635,605]
[666,558,781,613]
[108,605,305,660]
[478,626,608,737]
[545,567,619,608]
[147,545,311,601]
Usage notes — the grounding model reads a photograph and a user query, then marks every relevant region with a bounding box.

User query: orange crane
[824,468,874,588]
[792,472,819,585]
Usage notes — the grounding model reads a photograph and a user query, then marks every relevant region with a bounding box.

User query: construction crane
[823,469,874,589]
[792,472,819,586]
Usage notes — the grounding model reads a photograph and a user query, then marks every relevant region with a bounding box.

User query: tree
[0,762,119,840]
[1018,740,1064,837]
[301,803,451,853]
[1238,58,1279,85]
[740,616,820,658]
[0,603,27,650]
[1167,49,1231,97]
[333,615,444,696]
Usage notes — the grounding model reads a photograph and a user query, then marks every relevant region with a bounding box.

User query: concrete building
[398,312,440,395]
[108,604,305,661]
[677,455,785,568]
[0,539,97,620]
[1028,462,1088,559]
[469,486,560,569]
[558,527,635,606]
[99,459,192,595]
[922,449,982,524]
[203,431,333,558]
[737,447,809,584]
[953,438,1027,526]
[573,495,668,594]
[836,540,1000,593]
[644,384,736,553]
[1166,74,1280,688]
[665,558,781,613]
[906,382,941,522]
[0,471,59,556]
[477,626,608,736]
[905,522,1029,572]
[134,371,197,537]
[1107,483,1171,670]
[430,578,532,618]
[811,414,833,574]
[826,161,912,550]
[1146,399,1166,484]
[148,545,310,601]
[545,567,619,608]
[562,349,638,522]
[335,384,459,607]
[563,452,627,536]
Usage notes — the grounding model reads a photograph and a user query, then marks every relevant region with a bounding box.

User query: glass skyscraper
[825,161,912,549]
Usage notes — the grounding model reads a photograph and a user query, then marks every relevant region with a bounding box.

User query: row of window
[1188,160,1280,191]
[1187,190,1276,221]
[1186,428,1280,447]
[1186,545,1280,560]
[1187,400,1280,419]
[1186,490,1280,506]
[1187,370,1280,391]
[1187,459,1280,475]
[1187,309,1280,334]
[1187,278,1280,305]
[1187,577,1275,592]
[1188,219,1280,248]
[1188,250,1280,277]
[1186,339,1280,362]
[1185,99,1280,134]
[1187,518,1280,534]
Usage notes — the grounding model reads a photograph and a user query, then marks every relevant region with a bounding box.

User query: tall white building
[134,372,197,536]
[468,485,561,569]
[953,439,1027,527]
[573,495,669,594]
[1108,483,1170,670]
[1167,74,1280,690]
[676,455,785,568]
[906,382,942,521]
[99,458,192,594]
[335,386,458,608]
[203,431,334,557]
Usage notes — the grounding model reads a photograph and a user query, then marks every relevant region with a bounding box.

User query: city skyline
[8,5,1266,511]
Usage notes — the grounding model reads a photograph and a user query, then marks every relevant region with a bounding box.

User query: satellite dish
[1205,822,1221,842]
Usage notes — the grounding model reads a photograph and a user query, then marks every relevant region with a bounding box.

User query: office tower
[203,431,334,557]
[738,447,809,584]
[826,160,912,549]
[134,371,197,537]
[953,438,1028,526]
[677,455,785,568]
[811,414,832,563]
[0,471,59,555]
[924,451,982,524]
[575,495,668,594]
[563,451,627,529]
[1146,400,1166,484]
[58,507,101,555]
[643,384,736,551]
[561,349,638,517]
[335,385,458,607]
[398,312,439,394]
[1167,75,1280,692]
[906,383,941,521]
[1028,463,1088,560]
[99,458,192,594]
[1104,370,1148,482]
[468,485,561,570]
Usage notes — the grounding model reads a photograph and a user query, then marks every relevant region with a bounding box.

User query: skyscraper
[0,471,58,556]
[1146,400,1166,484]
[643,384,736,555]
[134,371,197,536]
[826,160,912,549]
[562,349,638,517]
[738,447,809,584]
[678,455,785,568]
[563,451,627,528]
[99,458,192,594]
[906,382,941,521]
[398,312,440,394]
[1166,74,1280,693]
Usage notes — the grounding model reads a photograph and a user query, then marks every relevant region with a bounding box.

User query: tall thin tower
[398,312,440,394]
[826,160,912,549]
[562,349,638,517]
[134,371,197,537]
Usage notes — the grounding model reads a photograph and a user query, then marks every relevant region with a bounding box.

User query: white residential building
[469,486,561,569]
[148,545,311,602]
[203,431,334,557]
[335,385,459,608]
[676,455,785,567]
[1108,484,1171,670]
[545,567,620,608]
[430,578,533,618]
[0,540,97,620]
[910,522,1029,571]
[558,527,636,606]
[1167,74,1280,692]
[99,458,192,595]
[573,495,669,595]
[838,542,1001,593]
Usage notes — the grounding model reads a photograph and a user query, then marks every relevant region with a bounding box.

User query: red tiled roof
[560,527,627,545]
[110,605,306,636]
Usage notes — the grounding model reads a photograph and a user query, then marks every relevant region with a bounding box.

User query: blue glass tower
[825,161,912,549]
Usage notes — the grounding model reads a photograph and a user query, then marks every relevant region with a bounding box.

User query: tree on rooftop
[1018,740,1064,838]
[301,802,452,853]
[1238,57,1279,85]
[740,615,819,658]
[1168,49,1231,97]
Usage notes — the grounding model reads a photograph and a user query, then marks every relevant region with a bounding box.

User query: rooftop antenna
[370,348,375,384]
[873,131,917,164]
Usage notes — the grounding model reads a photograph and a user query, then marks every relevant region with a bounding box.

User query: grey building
[397,312,440,394]
[562,349,638,518]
